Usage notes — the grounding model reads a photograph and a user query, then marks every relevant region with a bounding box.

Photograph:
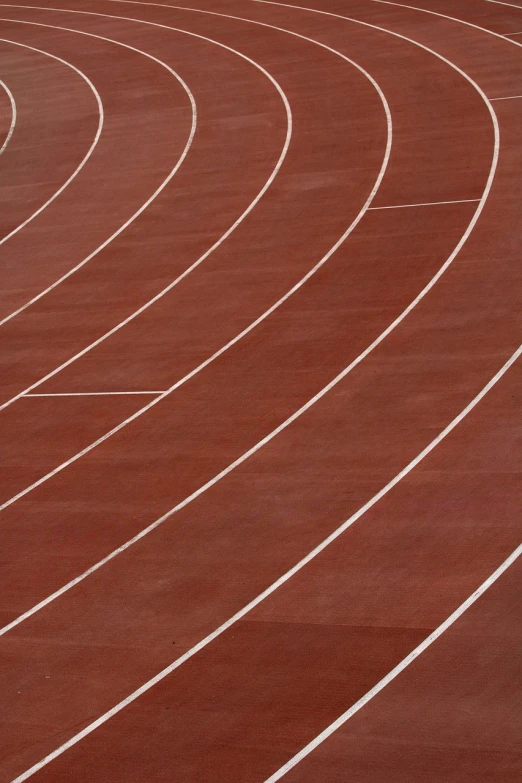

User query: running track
[0,0,521,780]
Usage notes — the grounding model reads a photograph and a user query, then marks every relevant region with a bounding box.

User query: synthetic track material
[0,1,520,781]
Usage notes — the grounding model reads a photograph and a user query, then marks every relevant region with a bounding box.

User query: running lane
[0,2,502,779]
[0,17,192,323]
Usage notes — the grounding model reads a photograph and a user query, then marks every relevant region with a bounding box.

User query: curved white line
[5,3,510,779]
[488,0,522,11]
[0,5,293,403]
[0,21,195,326]
[370,0,522,47]
[0,0,492,629]
[0,77,16,155]
[0,4,391,491]
[264,541,522,782]
[0,38,104,262]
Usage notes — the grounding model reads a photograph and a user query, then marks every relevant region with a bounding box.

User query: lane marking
[0,4,292,406]
[11,342,521,781]
[0,0,497,634]
[0,36,103,263]
[503,31,522,34]
[368,198,480,209]
[0,20,195,327]
[24,391,165,397]
[0,77,16,155]
[0,3,390,506]
[263,542,522,782]
[491,94,522,99]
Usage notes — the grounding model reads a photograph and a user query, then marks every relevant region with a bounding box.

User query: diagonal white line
[263,542,522,782]
[24,391,165,397]
[368,198,480,209]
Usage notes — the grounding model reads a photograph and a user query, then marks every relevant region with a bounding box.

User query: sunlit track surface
[0,1,521,782]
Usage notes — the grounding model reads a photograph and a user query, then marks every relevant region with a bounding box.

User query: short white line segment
[0,17,195,327]
[0,77,16,155]
[368,198,480,209]
[263,541,522,782]
[25,391,164,397]
[490,94,522,99]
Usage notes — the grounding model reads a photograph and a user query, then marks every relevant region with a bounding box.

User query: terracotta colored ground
[0,1,520,781]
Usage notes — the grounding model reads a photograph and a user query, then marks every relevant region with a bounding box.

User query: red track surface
[0,1,520,781]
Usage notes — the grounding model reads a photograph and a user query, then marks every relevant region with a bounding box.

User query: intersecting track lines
[0,19,195,326]
[0,2,389,504]
[0,78,16,156]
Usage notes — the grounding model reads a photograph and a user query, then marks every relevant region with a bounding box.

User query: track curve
[0,1,520,782]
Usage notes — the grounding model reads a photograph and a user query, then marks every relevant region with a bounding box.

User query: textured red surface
[0,1,520,781]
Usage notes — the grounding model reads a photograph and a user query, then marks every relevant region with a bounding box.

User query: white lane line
[368,198,481,209]
[372,1,522,47]
[10,342,521,782]
[0,0,495,632]
[0,3,390,498]
[263,541,522,782]
[0,37,103,257]
[0,20,195,327]
[0,4,292,406]
[25,391,165,397]
[491,93,522,99]
[503,31,522,34]
[0,78,16,155]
